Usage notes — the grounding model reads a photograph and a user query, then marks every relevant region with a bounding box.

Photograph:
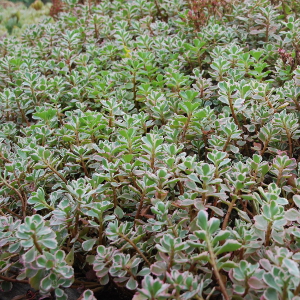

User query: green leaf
[263,288,278,300]
[82,239,97,251]
[293,195,300,208]
[55,250,65,262]
[126,276,138,290]
[248,277,266,289]
[114,206,124,219]
[218,261,238,270]
[65,246,74,266]
[1,281,12,292]
[263,273,281,292]
[236,209,252,223]
[194,230,206,240]
[137,268,150,276]
[285,209,300,221]
[209,205,224,217]
[192,251,210,262]
[197,210,208,231]
[269,201,279,217]
[208,218,220,235]
[40,238,58,249]
[233,285,245,295]
[187,173,201,183]
[212,230,230,245]
[215,240,241,255]
[24,247,37,263]
[33,108,57,121]
[37,256,47,267]
[82,290,97,300]
[55,288,64,297]
[122,154,134,163]
[29,270,45,290]
[45,260,54,269]
[8,242,20,253]
[282,258,300,277]
[250,50,264,61]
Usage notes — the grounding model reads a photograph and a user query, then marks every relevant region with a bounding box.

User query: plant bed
[0,282,133,300]
[1,0,300,299]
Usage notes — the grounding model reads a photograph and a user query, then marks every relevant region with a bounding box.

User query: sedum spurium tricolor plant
[1,0,300,299]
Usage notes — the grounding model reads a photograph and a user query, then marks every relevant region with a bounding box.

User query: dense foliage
[1,0,300,299]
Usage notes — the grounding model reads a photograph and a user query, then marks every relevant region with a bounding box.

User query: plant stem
[33,234,43,254]
[74,203,81,238]
[222,135,231,152]
[260,137,270,156]
[264,96,274,109]
[265,222,272,246]
[75,123,80,146]
[167,218,178,238]
[292,95,300,111]
[282,281,288,300]
[154,0,163,20]
[0,206,23,219]
[94,22,99,39]
[119,233,151,266]
[91,286,105,293]
[176,179,184,195]
[133,72,138,110]
[98,215,103,245]
[45,162,68,184]
[294,282,300,296]
[181,114,192,142]
[168,247,174,272]
[228,94,240,128]
[16,100,30,126]
[222,196,237,230]
[286,130,293,158]
[134,192,145,228]
[150,151,155,170]
[0,274,28,284]
[276,167,283,186]
[0,152,11,163]
[80,155,89,176]
[0,175,27,218]
[206,236,230,300]
[265,19,269,43]
[112,186,117,208]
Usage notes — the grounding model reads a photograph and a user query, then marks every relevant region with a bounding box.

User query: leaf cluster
[1,0,300,299]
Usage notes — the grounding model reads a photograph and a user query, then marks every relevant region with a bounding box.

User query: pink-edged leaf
[248,276,267,290]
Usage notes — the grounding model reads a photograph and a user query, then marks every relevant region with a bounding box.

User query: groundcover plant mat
[1,0,300,299]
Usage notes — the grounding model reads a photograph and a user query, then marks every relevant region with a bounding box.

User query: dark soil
[94,284,133,300]
[0,283,133,300]
[0,283,80,300]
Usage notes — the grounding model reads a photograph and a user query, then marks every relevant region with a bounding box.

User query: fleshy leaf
[216,240,241,255]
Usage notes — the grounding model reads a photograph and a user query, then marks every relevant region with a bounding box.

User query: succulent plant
[0,0,300,299]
